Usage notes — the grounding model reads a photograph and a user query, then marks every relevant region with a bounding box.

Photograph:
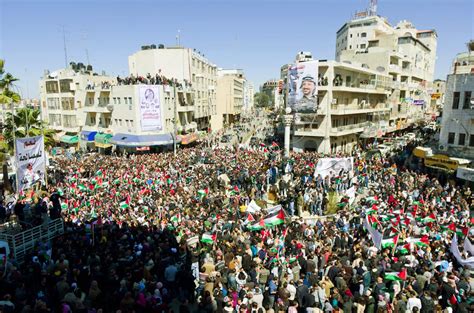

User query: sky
[1,0,473,99]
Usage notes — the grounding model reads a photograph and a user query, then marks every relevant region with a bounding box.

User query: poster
[15,135,46,191]
[139,85,162,131]
[314,157,353,178]
[287,60,319,113]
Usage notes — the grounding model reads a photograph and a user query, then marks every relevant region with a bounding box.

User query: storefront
[80,130,97,151]
[94,133,113,153]
[110,133,175,153]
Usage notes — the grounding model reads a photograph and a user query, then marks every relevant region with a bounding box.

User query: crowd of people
[0,129,474,313]
[116,72,191,89]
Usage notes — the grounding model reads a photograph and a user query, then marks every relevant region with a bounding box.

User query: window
[63,115,77,127]
[117,98,121,104]
[61,97,75,110]
[128,97,132,104]
[349,45,352,49]
[360,44,366,49]
[47,98,60,110]
[459,133,466,145]
[361,32,367,37]
[452,92,460,109]
[350,34,352,38]
[45,81,59,93]
[59,79,73,92]
[470,135,474,147]
[463,91,471,109]
[130,120,134,127]
[114,119,118,125]
[448,132,455,144]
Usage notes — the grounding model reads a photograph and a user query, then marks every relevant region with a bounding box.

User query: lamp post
[284,107,293,157]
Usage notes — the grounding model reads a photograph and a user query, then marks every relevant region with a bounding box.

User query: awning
[178,133,199,145]
[110,133,174,147]
[60,135,79,144]
[80,130,97,142]
[94,133,113,148]
[54,131,66,142]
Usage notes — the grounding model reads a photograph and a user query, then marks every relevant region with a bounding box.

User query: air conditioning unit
[438,144,448,151]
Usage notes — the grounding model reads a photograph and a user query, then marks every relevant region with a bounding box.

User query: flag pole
[11,102,19,193]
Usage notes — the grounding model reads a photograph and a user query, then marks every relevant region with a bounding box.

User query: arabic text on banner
[15,135,46,191]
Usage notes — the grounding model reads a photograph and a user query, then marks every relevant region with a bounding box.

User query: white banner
[15,135,46,191]
[288,60,319,113]
[314,157,353,178]
[139,85,162,132]
[457,167,474,182]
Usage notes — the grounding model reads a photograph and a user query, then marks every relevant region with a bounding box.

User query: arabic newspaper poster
[139,85,163,131]
[15,135,46,191]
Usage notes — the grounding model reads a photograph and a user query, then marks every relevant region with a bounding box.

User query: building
[40,63,196,152]
[431,79,446,112]
[243,81,255,113]
[216,69,245,127]
[438,42,474,159]
[261,79,279,108]
[128,45,217,130]
[0,98,40,126]
[336,15,438,129]
[282,53,392,153]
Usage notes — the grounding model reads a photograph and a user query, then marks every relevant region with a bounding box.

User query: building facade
[216,69,245,127]
[439,47,474,159]
[261,79,279,108]
[282,57,392,154]
[128,45,217,130]
[336,16,438,129]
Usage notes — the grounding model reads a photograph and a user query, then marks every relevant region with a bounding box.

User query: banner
[288,60,319,113]
[139,85,162,131]
[314,157,353,178]
[15,135,46,191]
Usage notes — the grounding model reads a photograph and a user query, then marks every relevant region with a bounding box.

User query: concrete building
[431,79,446,112]
[243,81,255,113]
[261,79,279,108]
[128,45,217,130]
[439,44,474,159]
[336,15,438,130]
[216,69,245,127]
[282,54,392,153]
[39,63,196,152]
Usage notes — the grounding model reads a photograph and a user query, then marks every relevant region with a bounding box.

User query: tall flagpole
[11,102,19,193]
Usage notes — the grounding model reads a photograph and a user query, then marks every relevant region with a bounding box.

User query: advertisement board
[15,135,46,191]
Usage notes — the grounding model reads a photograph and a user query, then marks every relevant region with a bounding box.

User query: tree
[254,92,271,108]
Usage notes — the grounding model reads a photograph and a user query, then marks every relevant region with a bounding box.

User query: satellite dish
[376,66,385,72]
[106,104,114,111]
[362,64,369,69]
[49,71,58,78]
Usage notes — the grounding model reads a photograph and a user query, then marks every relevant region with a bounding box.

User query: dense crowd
[116,72,191,89]
[1,133,474,313]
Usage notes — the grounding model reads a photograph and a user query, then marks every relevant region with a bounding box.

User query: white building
[128,45,217,130]
[243,81,255,113]
[282,55,392,153]
[336,15,438,129]
[39,63,196,152]
[439,43,474,159]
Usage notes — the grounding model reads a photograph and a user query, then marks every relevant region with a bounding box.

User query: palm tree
[2,107,56,153]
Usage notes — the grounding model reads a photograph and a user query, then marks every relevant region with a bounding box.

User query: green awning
[60,135,79,144]
[94,133,113,144]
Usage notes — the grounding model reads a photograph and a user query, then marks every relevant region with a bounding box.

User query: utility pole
[174,84,178,156]
[62,25,68,68]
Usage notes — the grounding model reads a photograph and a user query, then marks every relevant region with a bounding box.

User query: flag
[96,169,103,176]
[271,141,279,147]
[406,236,430,247]
[246,213,255,223]
[363,216,382,249]
[197,189,208,198]
[384,269,407,281]
[120,201,129,209]
[61,203,68,210]
[170,214,181,223]
[263,209,285,227]
[78,184,87,192]
[248,220,265,231]
[464,236,474,255]
[422,213,436,223]
[381,236,399,249]
[201,233,216,244]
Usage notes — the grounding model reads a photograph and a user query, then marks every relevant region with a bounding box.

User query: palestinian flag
[397,244,411,255]
[384,269,407,281]
[96,169,103,177]
[406,235,430,247]
[381,236,399,249]
[366,196,379,204]
[198,189,209,198]
[246,213,255,223]
[78,184,87,192]
[201,233,216,244]
[170,214,181,223]
[248,220,265,231]
[120,201,129,209]
[422,213,436,223]
[113,179,120,185]
[264,209,285,227]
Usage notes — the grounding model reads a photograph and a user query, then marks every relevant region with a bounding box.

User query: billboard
[15,135,46,191]
[287,60,319,113]
[139,85,162,132]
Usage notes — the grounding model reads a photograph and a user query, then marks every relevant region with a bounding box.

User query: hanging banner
[314,157,354,178]
[139,85,162,131]
[15,135,46,191]
[288,60,319,113]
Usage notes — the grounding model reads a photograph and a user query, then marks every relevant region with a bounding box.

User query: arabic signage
[413,100,425,106]
[15,135,46,191]
[139,85,163,132]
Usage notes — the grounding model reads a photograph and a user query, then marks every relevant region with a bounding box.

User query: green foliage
[254,92,271,108]
[326,191,342,214]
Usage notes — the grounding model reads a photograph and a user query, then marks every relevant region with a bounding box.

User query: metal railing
[0,218,64,264]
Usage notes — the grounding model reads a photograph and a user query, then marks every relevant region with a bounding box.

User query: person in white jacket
[313,284,326,309]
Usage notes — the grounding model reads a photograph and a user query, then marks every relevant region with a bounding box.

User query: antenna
[62,25,68,67]
[369,0,377,16]
[176,29,181,46]
[81,30,91,65]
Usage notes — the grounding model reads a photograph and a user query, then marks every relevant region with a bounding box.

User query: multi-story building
[128,45,217,130]
[243,81,255,113]
[39,63,116,146]
[439,43,474,159]
[216,69,245,126]
[261,79,279,108]
[39,63,195,152]
[336,15,438,130]
[431,79,446,112]
[281,54,392,153]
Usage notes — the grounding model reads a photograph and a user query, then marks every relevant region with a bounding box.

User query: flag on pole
[263,209,285,227]
[381,236,399,249]
[120,201,129,209]
[384,269,407,281]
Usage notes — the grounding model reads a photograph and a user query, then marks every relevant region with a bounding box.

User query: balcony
[330,122,369,136]
[389,64,401,73]
[331,84,390,95]
[330,103,390,115]
[178,105,194,112]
